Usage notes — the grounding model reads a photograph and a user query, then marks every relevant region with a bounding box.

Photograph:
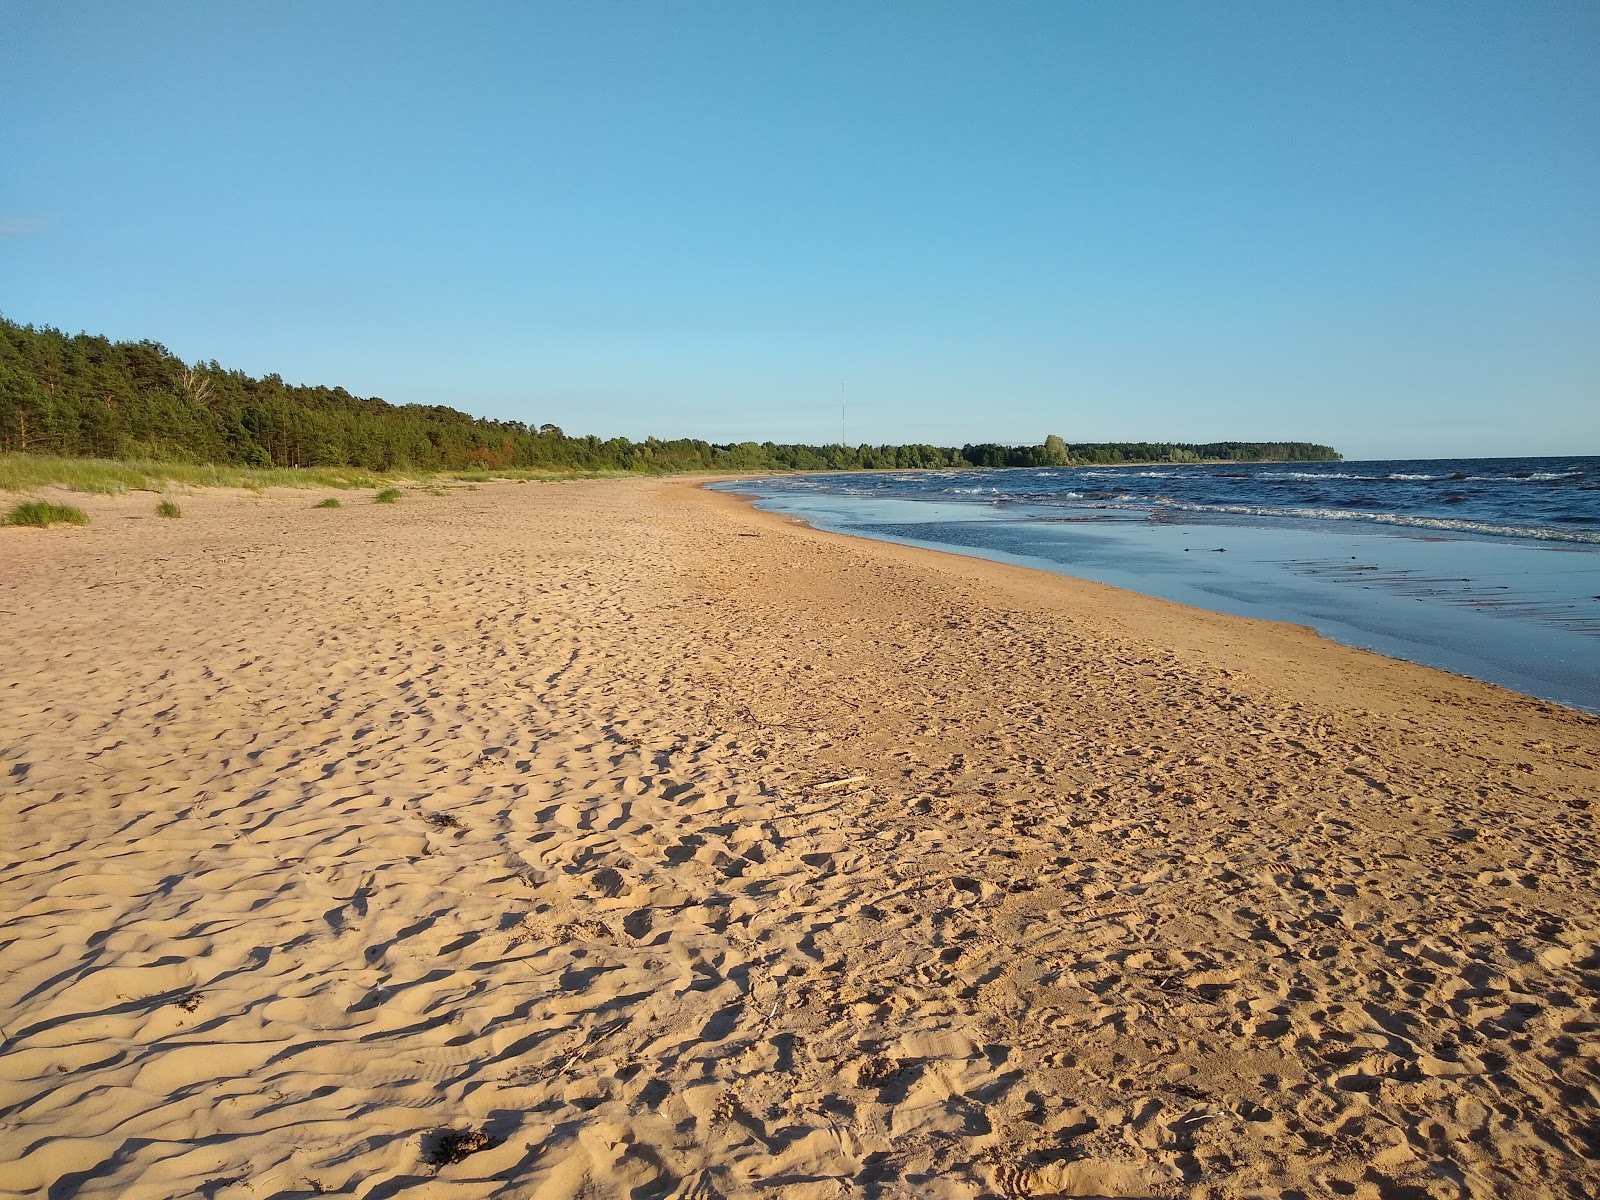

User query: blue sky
[3,2,1596,459]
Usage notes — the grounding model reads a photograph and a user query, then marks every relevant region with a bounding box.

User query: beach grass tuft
[156,499,182,519]
[7,500,90,527]
[314,497,342,509]
[374,487,402,504]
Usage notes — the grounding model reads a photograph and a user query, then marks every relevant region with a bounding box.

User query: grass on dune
[156,499,182,518]
[0,453,393,495]
[6,500,89,527]
[314,497,342,509]
[0,453,665,500]
[374,487,403,503]
[449,467,638,483]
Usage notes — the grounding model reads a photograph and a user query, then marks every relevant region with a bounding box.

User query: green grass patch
[0,453,674,499]
[7,500,89,527]
[0,453,395,495]
[374,487,403,504]
[528,469,635,482]
[156,499,182,519]
[314,497,342,509]
[443,467,642,484]
[483,467,638,482]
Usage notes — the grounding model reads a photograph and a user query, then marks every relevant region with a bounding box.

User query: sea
[712,457,1600,714]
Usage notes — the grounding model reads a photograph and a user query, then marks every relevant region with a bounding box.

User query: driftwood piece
[812,775,868,792]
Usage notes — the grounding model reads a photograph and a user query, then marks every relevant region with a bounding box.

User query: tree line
[0,318,1340,472]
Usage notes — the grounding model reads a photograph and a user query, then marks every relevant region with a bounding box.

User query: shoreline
[702,481,1596,723]
[712,476,1600,716]
[3,477,1597,1199]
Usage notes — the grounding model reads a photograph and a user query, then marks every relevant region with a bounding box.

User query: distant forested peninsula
[0,319,1340,472]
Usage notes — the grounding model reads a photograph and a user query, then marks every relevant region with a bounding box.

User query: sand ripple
[2,479,1597,1198]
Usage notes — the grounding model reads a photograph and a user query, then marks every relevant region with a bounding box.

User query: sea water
[713,457,1600,714]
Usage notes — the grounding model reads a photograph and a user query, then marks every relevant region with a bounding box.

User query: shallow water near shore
[717,462,1600,713]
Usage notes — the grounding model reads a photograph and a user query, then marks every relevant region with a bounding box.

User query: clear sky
[3,2,1596,459]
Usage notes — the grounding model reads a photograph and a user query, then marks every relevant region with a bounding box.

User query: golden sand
[2,478,1597,1199]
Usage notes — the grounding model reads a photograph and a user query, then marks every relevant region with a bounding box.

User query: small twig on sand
[813,775,868,792]
[765,799,847,824]
[551,1016,629,1077]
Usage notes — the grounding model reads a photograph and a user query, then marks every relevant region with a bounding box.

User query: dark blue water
[714,458,1600,713]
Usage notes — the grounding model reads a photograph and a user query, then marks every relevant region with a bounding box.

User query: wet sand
[718,484,1600,715]
[2,477,1597,1199]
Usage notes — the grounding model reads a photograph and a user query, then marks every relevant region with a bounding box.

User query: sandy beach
[2,476,1597,1200]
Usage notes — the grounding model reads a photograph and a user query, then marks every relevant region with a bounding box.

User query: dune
[1,477,1596,1199]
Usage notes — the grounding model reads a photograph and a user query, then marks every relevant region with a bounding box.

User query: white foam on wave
[1259,471,1375,481]
[1150,500,1600,545]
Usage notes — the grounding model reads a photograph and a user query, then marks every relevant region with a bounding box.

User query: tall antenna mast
[841,380,846,447]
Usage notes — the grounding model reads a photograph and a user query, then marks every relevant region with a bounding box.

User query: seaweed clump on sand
[421,1128,495,1167]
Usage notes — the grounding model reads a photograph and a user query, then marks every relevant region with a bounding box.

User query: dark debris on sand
[421,1128,496,1167]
